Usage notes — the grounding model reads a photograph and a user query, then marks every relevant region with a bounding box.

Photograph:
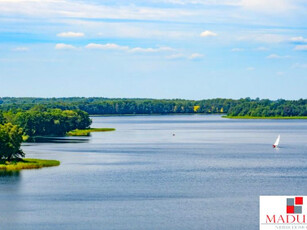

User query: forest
[2,107,92,136]
[0,97,306,117]
[0,107,91,160]
[0,97,238,114]
[226,99,307,117]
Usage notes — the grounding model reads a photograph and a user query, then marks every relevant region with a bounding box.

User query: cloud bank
[57,32,85,38]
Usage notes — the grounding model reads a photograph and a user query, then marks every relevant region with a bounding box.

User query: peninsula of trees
[0,107,93,170]
[4,107,92,137]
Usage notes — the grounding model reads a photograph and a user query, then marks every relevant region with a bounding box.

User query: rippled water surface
[1,115,307,230]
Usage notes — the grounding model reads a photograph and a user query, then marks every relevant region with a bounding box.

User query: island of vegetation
[0,97,306,119]
[67,128,116,136]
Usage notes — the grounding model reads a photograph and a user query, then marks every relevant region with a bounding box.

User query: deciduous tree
[0,123,24,161]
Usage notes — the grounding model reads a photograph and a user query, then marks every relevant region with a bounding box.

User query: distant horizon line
[1,97,306,101]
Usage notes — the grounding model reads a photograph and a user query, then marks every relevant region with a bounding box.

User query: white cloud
[266,54,290,59]
[231,48,244,52]
[85,43,175,54]
[246,67,255,71]
[0,0,304,29]
[290,36,307,42]
[161,0,303,13]
[166,53,203,60]
[57,32,84,38]
[188,53,203,60]
[12,47,29,52]
[240,0,296,13]
[55,43,76,50]
[129,46,174,53]
[0,0,200,22]
[294,45,307,51]
[155,0,239,6]
[85,43,129,50]
[200,30,217,37]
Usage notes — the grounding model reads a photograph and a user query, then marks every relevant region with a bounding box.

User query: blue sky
[0,0,306,99]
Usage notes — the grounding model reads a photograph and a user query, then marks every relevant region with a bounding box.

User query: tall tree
[0,123,24,161]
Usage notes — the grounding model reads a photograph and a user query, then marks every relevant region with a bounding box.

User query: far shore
[90,113,223,117]
[223,116,307,120]
[89,114,307,119]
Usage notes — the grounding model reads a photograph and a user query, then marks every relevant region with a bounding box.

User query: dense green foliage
[4,107,92,136]
[0,123,24,160]
[0,111,5,124]
[0,97,237,114]
[0,97,306,117]
[227,99,307,117]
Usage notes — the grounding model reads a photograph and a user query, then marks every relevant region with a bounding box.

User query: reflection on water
[26,136,90,144]
[0,170,21,177]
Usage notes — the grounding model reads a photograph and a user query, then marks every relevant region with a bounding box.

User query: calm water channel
[1,115,306,230]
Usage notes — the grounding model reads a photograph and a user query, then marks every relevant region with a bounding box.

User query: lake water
[1,115,307,230]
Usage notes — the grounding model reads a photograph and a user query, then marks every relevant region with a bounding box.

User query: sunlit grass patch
[223,116,307,119]
[0,158,60,171]
[67,128,115,136]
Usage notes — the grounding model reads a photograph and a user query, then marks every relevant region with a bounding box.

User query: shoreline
[90,114,307,119]
[90,113,223,117]
[223,116,307,120]
[67,128,116,136]
[0,158,60,171]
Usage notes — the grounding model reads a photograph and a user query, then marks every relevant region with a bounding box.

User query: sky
[0,0,306,99]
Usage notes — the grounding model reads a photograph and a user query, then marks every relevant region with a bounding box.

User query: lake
[1,115,307,230]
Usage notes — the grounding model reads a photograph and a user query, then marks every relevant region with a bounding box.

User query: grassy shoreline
[0,158,60,171]
[67,128,116,136]
[90,114,307,119]
[90,113,224,117]
[223,116,307,119]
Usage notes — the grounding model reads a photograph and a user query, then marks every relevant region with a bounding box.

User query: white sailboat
[273,135,280,148]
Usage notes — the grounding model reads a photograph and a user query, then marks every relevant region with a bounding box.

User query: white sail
[274,135,280,147]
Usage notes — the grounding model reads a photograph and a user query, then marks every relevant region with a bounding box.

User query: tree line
[227,99,307,117]
[0,97,238,114]
[1,97,306,117]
